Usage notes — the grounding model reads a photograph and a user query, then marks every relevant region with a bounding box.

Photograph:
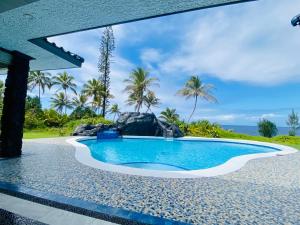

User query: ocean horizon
[222,125,299,136]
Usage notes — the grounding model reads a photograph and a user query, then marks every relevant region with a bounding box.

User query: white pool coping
[66,136,298,179]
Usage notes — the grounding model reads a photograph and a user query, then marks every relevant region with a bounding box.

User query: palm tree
[51,92,73,114]
[52,71,77,96]
[72,93,88,108]
[177,76,217,123]
[109,104,121,121]
[28,71,52,101]
[92,95,103,114]
[82,79,105,113]
[144,91,160,113]
[160,108,180,124]
[123,67,159,112]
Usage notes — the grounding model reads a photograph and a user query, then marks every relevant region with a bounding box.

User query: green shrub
[69,107,97,120]
[258,119,278,138]
[187,120,221,138]
[43,109,68,127]
[64,116,113,131]
[25,96,43,115]
[24,110,45,129]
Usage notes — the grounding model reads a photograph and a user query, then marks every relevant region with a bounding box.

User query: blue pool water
[80,138,279,171]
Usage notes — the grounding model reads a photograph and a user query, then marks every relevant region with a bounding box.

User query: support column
[0,51,31,157]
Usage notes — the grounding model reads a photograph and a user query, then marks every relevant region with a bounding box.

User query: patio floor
[0,137,300,224]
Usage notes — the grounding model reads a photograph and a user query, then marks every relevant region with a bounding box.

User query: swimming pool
[80,138,278,170]
[69,137,296,178]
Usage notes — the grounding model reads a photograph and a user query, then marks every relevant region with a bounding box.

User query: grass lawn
[218,130,300,150]
[290,144,300,150]
[23,129,69,139]
[23,128,300,150]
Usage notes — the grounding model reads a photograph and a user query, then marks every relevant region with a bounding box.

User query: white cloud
[246,113,284,122]
[40,0,300,124]
[160,0,300,85]
[140,48,162,63]
[200,114,241,122]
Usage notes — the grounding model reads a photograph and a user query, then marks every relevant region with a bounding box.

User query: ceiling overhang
[0,0,40,14]
[0,0,256,71]
[0,48,12,67]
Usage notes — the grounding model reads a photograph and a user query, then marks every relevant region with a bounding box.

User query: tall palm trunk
[38,85,41,102]
[188,95,198,123]
[146,106,151,113]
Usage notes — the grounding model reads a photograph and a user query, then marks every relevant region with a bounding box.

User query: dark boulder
[72,112,183,138]
[116,112,183,138]
[72,123,114,136]
[116,112,161,136]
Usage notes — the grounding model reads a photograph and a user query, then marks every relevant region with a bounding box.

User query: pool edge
[67,136,298,178]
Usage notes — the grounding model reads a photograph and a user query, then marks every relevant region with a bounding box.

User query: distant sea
[222,125,299,136]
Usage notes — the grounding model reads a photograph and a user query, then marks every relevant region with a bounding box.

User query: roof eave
[29,38,84,68]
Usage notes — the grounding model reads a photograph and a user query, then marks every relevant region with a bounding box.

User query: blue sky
[33,0,300,126]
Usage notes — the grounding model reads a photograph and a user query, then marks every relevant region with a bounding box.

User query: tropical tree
[28,71,52,101]
[91,95,103,114]
[287,109,300,136]
[144,91,160,113]
[51,92,73,114]
[98,26,115,118]
[160,108,180,124]
[177,75,217,123]
[258,119,278,138]
[124,67,158,112]
[72,93,88,108]
[82,79,105,113]
[109,104,121,121]
[52,72,77,96]
[25,96,43,115]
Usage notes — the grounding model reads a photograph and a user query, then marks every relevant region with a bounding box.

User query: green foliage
[287,109,300,136]
[98,26,115,117]
[52,71,77,95]
[144,91,160,112]
[258,119,278,138]
[82,79,106,113]
[159,108,179,124]
[43,109,68,127]
[177,75,216,122]
[24,96,44,129]
[24,110,45,129]
[51,92,73,114]
[124,67,159,112]
[25,96,43,115]
[72,94,88,108]
[187,120,221,138]
[0,80,5,99]
[64,116,112,132]
[28,71,52,100]
[69,107,96,120]
[109,104,121,121]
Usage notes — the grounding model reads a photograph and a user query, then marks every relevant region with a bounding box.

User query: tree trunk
[38,85,41,102]
[188,95,198,123]
[0,51,31,157]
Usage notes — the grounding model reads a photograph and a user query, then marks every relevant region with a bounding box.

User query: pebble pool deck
[0,137,300,224]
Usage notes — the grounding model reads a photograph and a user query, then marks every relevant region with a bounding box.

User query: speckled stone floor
[1,137,300,224]
[0,208,47,225]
